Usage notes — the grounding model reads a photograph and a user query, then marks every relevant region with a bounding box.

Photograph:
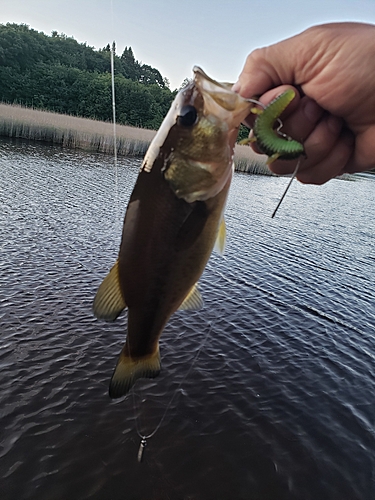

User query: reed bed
[234,143,273,175]
[233,144,357,180]
[0,103,271,175]
[0,103,155,157]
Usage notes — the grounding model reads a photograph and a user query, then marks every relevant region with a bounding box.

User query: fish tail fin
[109,346,161,398]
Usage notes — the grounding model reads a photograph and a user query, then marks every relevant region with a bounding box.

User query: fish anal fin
[93,261,126,321]
[109,347,161,398]
[179,283,203,310]
[214,217,226,255]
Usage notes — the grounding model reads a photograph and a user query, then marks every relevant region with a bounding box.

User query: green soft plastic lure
[251,89,305,164]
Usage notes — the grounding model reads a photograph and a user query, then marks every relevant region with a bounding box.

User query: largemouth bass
[93,67,252,398]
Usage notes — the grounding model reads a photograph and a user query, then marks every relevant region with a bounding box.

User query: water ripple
[1,139,374,500]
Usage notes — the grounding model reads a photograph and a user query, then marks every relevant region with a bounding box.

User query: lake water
[1,138,374,500]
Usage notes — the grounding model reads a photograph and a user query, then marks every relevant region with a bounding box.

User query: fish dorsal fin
[93,261,126,321]
[214,217,226,255]
[179,283,203,310]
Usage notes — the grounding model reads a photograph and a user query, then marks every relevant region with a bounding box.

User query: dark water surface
[1,139,374,500]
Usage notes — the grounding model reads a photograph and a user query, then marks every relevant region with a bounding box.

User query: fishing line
[243,97,302,218]
[110,0,120,231]
[30,1,120,276]
[271,159,300,218]
[131,318,215,463]
[110,44,118,192]
[244,97,284,132]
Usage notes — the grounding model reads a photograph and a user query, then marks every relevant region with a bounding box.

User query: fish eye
[177,105,198,127]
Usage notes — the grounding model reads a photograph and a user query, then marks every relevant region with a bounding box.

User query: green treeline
[0,23,176,129]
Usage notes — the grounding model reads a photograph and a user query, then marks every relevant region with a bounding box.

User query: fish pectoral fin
[214,217,226,255]
[179,283,203,310]
[109,346,161,398]
[93,261,126,321]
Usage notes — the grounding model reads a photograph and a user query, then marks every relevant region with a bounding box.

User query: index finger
[241,84,301,130]
[232,29,320,98]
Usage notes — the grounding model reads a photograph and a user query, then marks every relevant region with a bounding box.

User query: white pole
[110,42,117,167]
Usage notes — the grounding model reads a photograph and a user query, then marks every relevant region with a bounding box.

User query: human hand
[233,22,375,184]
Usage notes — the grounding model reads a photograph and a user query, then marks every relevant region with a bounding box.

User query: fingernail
[232,81,241,93]
[303,99,322,123]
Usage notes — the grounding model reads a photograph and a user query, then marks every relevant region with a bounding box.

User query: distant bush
[0,23,176,130]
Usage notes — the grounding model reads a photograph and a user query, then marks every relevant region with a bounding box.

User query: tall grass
[234,143,273,175]
[0,103,271,175]
[0,103,155,157]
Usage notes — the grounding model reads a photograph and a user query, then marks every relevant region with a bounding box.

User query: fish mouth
[193,66,252,125]
[193,66,233,93]
[141,66,252,179]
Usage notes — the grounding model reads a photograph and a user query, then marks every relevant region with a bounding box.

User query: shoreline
[0,103,272,175]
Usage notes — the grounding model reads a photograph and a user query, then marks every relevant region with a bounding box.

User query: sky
[2,0,375,90]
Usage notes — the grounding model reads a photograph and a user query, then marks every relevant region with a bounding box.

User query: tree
[0,23,175,129]
[120,46,140,80]
[139,64,165,87]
